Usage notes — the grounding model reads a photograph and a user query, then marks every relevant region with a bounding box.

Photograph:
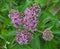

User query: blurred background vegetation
[0,0,60,49]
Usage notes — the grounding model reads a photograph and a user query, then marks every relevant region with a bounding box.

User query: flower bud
[42,29,54,41]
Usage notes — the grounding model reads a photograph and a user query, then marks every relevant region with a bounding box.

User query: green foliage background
[0,0,60,49]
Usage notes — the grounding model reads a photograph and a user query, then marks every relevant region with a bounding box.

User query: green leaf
[30,34,41,49]
[52,0,59,3]
[10,44,22,49]
[0,35,6,41]
[43,41,57,49]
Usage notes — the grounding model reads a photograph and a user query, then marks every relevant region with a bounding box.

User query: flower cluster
[8,4,43,45]
[23,4,40,31]
[16,30,33,44]
[8,9,23,28]
[25,3,40,16]
[42,29,54,41]
[23,16,38,31]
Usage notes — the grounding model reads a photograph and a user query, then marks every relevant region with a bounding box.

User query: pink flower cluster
[23,16,38,31]
[23,4,40,31]
[16,30,33,44]
[25,4,40,16]
[8,4,41,44]
[8,9,23,28]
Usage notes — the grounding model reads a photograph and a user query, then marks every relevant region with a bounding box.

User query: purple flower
[8,4,40,29]
[23,15,38,31]
[42,29,54,41]
[24,4,41,17]
[8,9,23,28]
[16,30,33,44]
[23,4,40,31]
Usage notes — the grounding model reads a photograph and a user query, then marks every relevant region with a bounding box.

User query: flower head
[23,15,38,31]
[8,9,23,28]
[23,4,40,31]
[16,30,33,44]
[42,29,54,41]
[24,4,41,17]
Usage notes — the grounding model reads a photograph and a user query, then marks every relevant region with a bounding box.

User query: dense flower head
[16,30,33,44]
[23,4,40,31]
[42,29,54,41]
[23,15,38,31]
[32,3,40,15]
[24,3,40,17]
[8,9,23,28]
